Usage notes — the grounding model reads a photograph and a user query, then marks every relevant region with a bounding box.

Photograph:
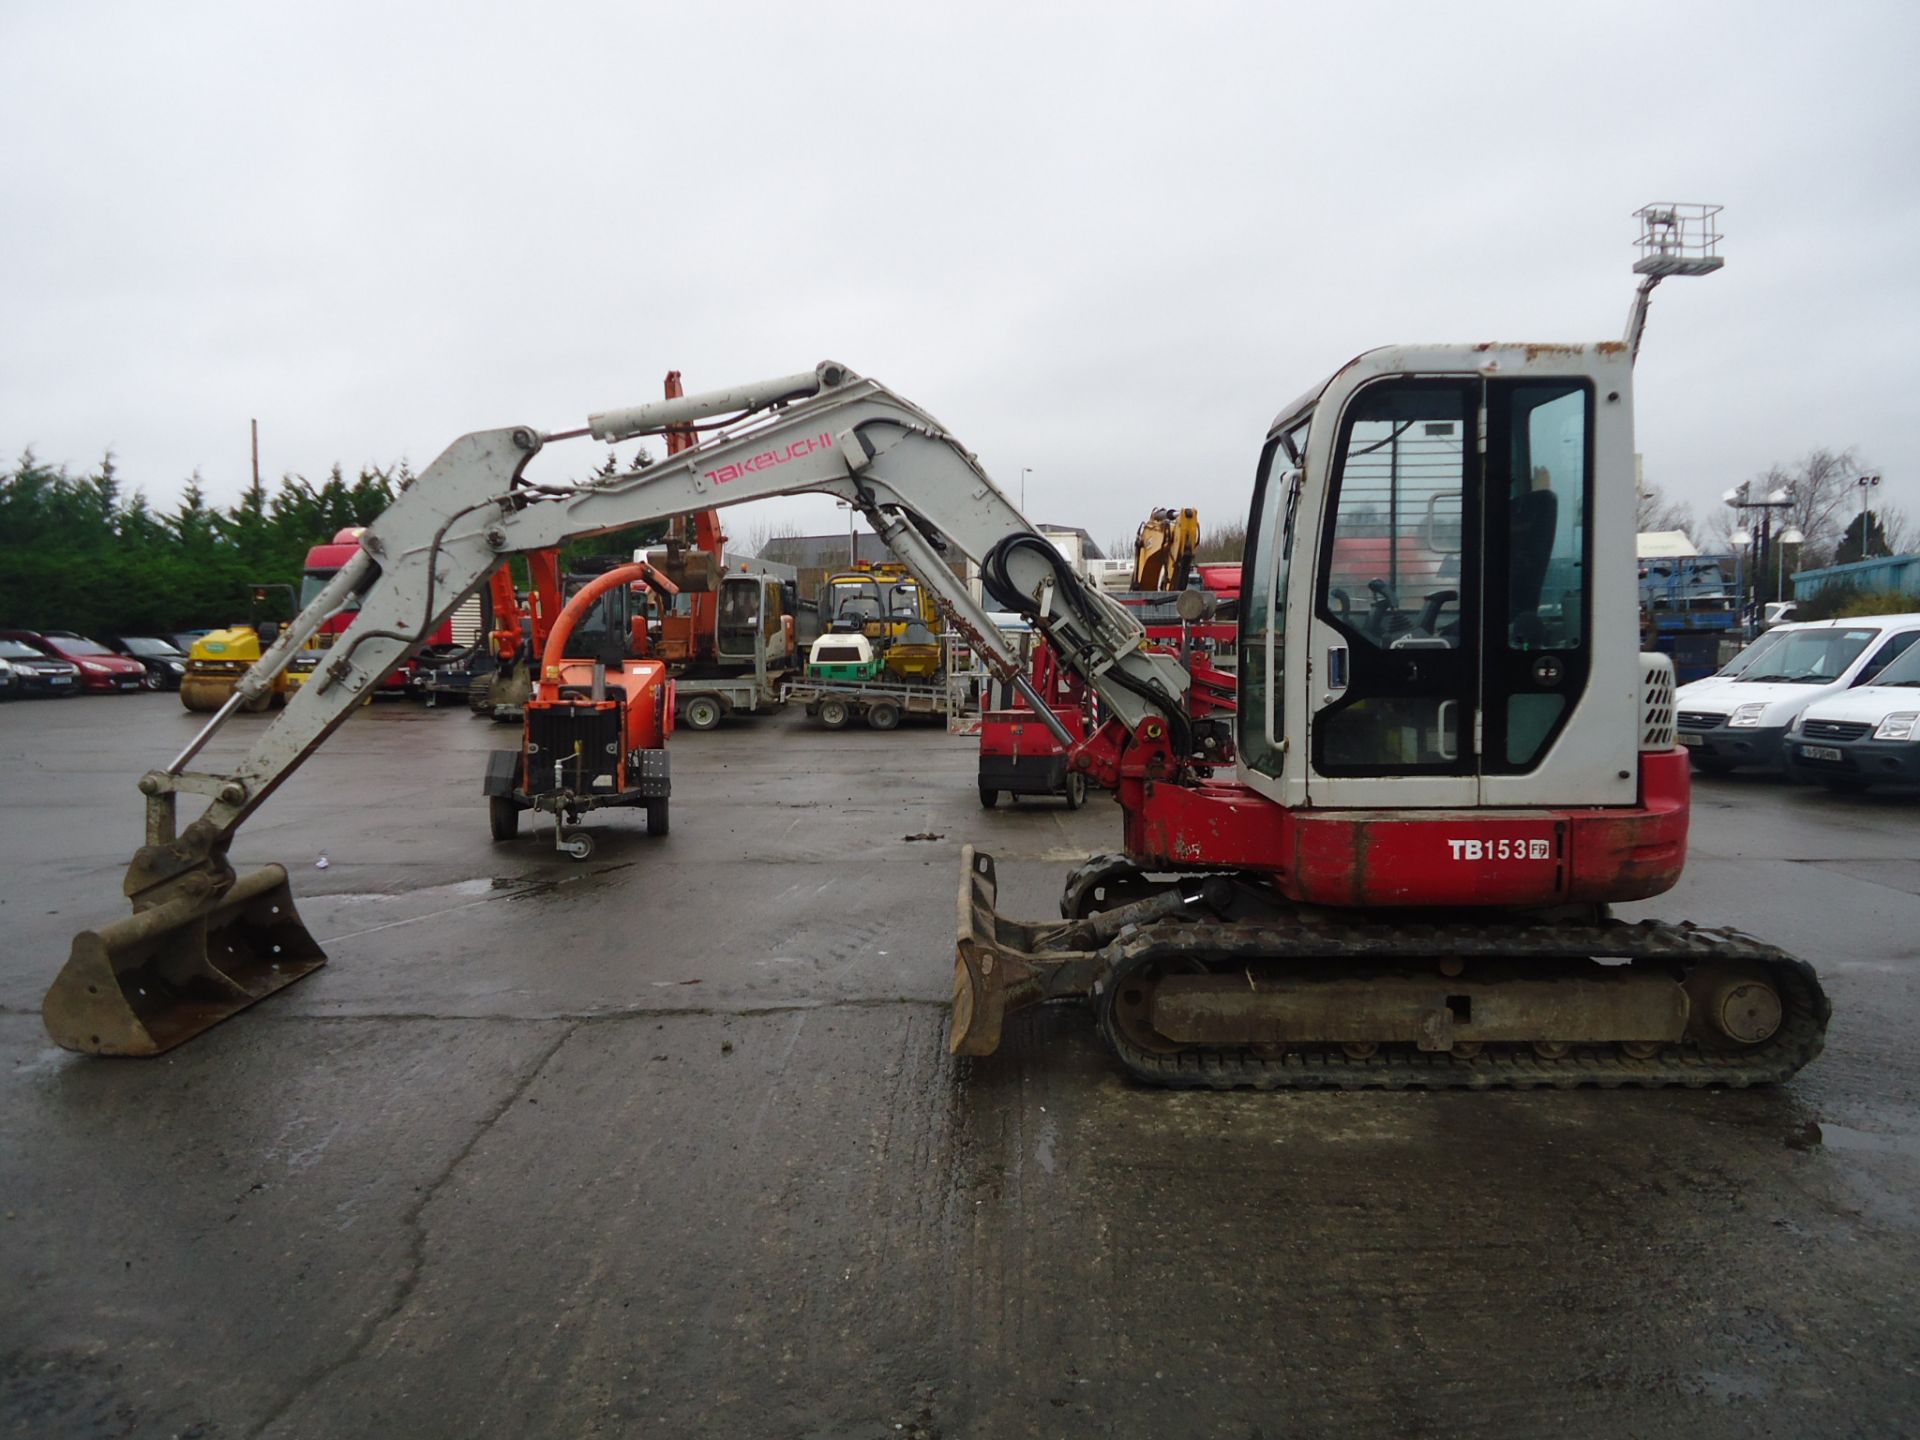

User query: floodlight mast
[1625,202,1724,364]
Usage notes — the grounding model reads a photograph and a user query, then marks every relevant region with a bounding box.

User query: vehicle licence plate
[48,676,70,685]
[1678,732,1701,746]
[1799,744,1843,763]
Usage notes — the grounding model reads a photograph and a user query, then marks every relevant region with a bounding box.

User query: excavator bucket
[43,865,326,1056]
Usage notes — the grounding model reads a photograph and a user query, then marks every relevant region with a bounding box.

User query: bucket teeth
[43,865,327,1056]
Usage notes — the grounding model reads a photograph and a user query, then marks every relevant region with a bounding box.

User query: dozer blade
[43,865,326,1056]
[951,846,1008,1056]
[952,846,1152,1057]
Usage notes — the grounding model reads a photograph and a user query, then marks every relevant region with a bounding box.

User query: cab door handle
[1326,644,1349,692]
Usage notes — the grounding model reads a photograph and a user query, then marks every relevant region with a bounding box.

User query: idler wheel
[1097,952,1205,1057]
[1710,979,1783,1045]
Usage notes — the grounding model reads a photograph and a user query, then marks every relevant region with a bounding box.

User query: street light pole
[836,499,856,566]
[1758,506,1772,605]
[1723,482,1793,637]
[1857,474,1883,558]
[1777,526,1804,603]
[1730,528,1749,629]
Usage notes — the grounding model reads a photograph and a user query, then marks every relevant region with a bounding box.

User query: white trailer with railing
[779,673,967,731]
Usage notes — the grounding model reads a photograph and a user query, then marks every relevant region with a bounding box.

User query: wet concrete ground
[2,694,1917,1438]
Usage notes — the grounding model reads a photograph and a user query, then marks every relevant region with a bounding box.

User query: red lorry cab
[300,527,456,691]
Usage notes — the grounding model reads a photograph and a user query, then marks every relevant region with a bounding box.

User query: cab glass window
[1716,629,1788,677]
[827,579,883,628]
[1238,444,1296,777]
[1504,385,1587,652]
[1320,390,1465,650]
[887,582,923,620]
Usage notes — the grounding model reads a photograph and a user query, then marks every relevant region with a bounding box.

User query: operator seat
[1509,487,1558,643]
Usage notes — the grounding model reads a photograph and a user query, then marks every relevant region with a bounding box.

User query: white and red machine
[44,206,1827,1087]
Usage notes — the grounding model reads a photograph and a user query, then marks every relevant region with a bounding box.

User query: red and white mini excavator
[45,204,1827,1086]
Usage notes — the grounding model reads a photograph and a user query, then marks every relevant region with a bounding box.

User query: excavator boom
[46,361,1189,1053]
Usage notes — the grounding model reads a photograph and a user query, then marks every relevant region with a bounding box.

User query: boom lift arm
[47,361,1191,1054]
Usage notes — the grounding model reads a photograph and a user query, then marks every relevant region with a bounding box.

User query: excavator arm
[47,360,1191,1054]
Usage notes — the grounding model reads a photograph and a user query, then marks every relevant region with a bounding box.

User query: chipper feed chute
[43,865,325,1055]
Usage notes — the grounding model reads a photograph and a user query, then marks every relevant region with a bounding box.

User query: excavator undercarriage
[954,848,1829,1089]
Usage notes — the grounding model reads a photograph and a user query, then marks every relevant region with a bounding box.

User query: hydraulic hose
[979,533,1195,757]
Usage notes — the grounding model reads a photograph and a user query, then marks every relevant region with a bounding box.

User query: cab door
[1299,374,1595,807]
[1305,379,1481,807]
[715,575,761,661]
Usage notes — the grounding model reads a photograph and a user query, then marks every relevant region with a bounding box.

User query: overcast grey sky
[4,1,1915,552]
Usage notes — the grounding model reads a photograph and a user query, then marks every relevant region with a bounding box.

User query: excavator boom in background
[1131,506,1200,592]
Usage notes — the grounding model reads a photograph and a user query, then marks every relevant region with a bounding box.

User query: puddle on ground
[1781,1115,1920,1162]
[315,877,550,905]
[1815,1122,1920,1162]
[1034,1110,1059,1175]
[1689,1369,1773,1404]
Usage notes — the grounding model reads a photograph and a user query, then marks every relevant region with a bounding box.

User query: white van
[1672,613,1920,773]
[1785,636,1920,791]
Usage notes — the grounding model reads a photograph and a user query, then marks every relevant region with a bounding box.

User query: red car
[0,630,148,693]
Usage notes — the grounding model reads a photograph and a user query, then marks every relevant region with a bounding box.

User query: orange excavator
[643,371,798,729]
[480,372,742,721]
[481,549,562,721]
[1131,506,1201,592]
[650,371,725,664]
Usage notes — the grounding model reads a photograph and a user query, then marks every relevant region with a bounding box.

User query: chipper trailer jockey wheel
[42,229,1834,1076]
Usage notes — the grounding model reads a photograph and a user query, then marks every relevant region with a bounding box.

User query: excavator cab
[714,573,787,666]
[1237,351,1628,813]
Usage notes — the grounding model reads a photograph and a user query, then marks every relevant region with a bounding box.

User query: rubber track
[1094,917,1830,1091]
